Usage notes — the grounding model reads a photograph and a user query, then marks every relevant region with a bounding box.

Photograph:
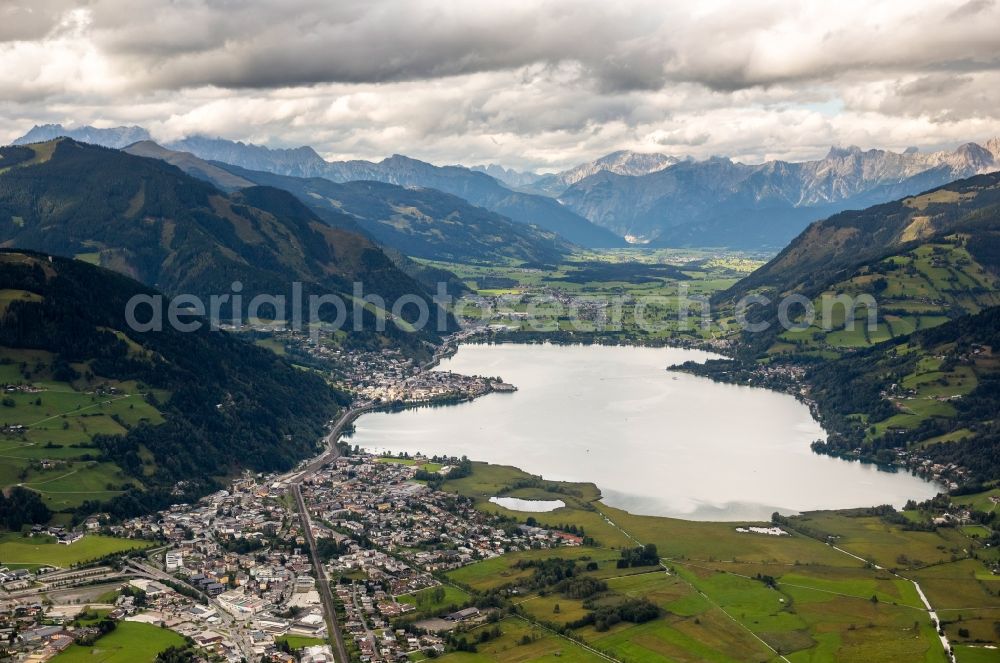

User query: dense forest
[0,251,344,519]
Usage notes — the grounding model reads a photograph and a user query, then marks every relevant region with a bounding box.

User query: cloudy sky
[2,0,999,171]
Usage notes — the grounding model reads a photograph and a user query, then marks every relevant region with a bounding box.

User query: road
[273,336,463,662]
[127,560,256,661]
[286,401,375,663]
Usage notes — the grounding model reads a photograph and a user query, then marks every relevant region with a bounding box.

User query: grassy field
[0,533,151,568]
[0,359,165,511]
[276,635,327,650]
[398,585,471,613]
[50,621,185,663]
[443,462,633,549]
[448,547,622,593]
[433,617,611,663]
[435,460,988,662]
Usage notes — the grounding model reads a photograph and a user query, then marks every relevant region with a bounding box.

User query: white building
[165,551,184,571]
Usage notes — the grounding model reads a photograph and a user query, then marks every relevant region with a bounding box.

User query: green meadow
[0,353,166,513]
[435,461,995,663]
[50,621,185,663]
[0,533,151,568]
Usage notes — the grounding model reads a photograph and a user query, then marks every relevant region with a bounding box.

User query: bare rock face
[14,123,152,149]
[556,141,1000,248]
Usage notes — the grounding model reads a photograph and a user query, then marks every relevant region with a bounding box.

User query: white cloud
[0,0,998,170]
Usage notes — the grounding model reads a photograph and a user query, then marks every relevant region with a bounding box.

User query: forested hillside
[0,251,343,523]
[0,139,452,352]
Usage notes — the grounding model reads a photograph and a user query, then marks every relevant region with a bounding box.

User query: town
[1,445,584,663]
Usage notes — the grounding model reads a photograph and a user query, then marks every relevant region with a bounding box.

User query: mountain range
[122,141,573,265]
[0,138,450,350]
[11,124,1000,252]
[558,142,1000,248]
[146,137,624,248]
[472,150,679,194]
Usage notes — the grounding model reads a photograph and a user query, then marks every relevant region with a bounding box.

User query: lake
[349,343,940,521]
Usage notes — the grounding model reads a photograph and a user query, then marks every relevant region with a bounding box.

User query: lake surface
[489,497,566,512]
[350,344,940,520]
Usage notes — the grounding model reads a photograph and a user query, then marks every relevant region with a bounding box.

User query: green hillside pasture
[0,289,43,315]
[771,240,1000,356]
[0,534,151,568]
[0,381,163,509]
[20,461,137,511]
[51,621,185,663]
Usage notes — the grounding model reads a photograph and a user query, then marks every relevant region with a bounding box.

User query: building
[165,551,184,571]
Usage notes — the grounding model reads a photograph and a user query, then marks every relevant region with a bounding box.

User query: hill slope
[725,172,1000,304]
[0,139,450,347]
[807,306,1000,482]
[204,161,575,263]
[0,250,342,521]
[709,173,1000,359]
[173,137,624,247]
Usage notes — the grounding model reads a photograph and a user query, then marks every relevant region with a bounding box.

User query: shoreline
[339,340,943,523]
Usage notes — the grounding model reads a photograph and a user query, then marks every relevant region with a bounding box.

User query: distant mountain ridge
[12,124,1000,250]
[559,141,1000,248]
[526,150,680,196]
[12,124,623,248]
[469,163,542,188]
[14,123,152,149]
[470,150,679,193]
[127,144,575,265]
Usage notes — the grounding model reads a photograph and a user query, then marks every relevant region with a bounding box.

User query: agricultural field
[0,533,151,568]
[0,350,166,512]
[50,621,185,663]
[436,461,993,662]
[417,248,766,342]
[431,617,611,663]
